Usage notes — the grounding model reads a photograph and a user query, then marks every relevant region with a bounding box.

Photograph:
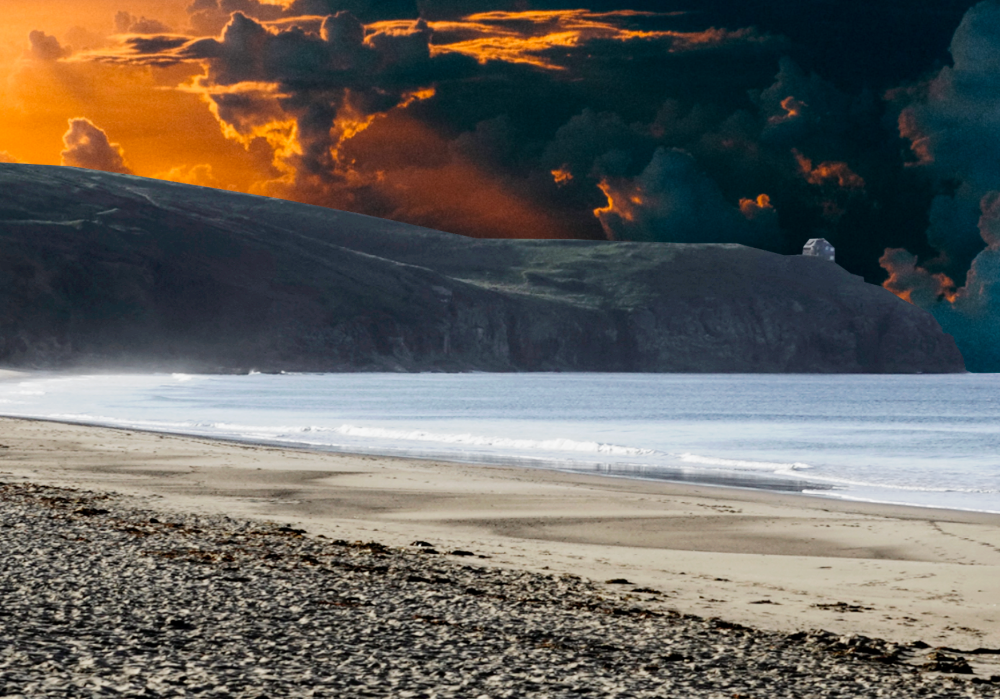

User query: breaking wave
[678,453,812,472]
[311,424,661,457]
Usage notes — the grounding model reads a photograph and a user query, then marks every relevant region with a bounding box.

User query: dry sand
[1,415,998,660]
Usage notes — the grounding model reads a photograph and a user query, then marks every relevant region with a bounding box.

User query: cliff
[0,164,964,373]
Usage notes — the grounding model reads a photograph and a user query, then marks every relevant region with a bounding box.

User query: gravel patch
[1,481,998,698]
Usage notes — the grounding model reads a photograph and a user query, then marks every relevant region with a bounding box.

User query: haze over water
[1,373,998,513]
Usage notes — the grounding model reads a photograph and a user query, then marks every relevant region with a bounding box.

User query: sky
[4,0,1000,369]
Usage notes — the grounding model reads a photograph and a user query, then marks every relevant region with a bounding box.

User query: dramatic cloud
[422,10,774,71]
[0,151,18,163]
[755,58,851,146]
[74,7,778,238]
[879,0,1000,370]
[882,191,1000,371]
[10,0,1000,364]
[895,0,1000,273]
[594,147,778,247]
[794,151,864,191]
[542,109,650,180]
[880,248,957,306]
[60,118,133,174]
[187,0,288,36]
[112,11,444,157]
[739,193,777,225]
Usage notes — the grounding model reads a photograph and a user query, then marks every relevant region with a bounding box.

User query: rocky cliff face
[0,164,965,373]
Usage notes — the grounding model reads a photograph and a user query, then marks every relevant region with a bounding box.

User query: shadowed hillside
[0,165,964,373]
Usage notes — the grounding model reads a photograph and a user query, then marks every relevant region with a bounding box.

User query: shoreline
[2,415,1000,657]
[6,412,999,517]
[3,369,999,517]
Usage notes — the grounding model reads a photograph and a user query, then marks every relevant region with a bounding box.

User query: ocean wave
[324,424,660,456]
[798,472,1000,495]
[677,453,812,472]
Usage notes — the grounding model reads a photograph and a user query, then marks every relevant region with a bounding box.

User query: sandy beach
[3,415,999,645]
[2,415,1000,695]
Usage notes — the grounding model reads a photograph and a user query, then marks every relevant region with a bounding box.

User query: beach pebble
[1,480,997,698]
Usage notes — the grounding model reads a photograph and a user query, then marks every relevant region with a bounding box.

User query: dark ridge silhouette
[0,164,964,373]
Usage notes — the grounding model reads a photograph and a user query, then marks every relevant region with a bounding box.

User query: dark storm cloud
[879,0,1000,371]
[74,3,941,252]
[63,0,1000,367]
[185,0,416,35]
[594,147,779,247]
[754,58,852,146]
[894,0,1000,272]
[186,0,287,35]
[449,114,520,169]
[82,7,777,238]
[541,109,650,180]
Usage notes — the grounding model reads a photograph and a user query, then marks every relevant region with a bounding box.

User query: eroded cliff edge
[0,165,965,373]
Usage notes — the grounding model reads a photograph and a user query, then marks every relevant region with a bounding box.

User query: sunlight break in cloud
[419,10,772,71]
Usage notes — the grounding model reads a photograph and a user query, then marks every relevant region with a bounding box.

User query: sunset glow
[593,178,637,229]
[551,167,573,186]
[6,0,1000,371]
[739,193,774,220]
[4,0,993,331]
[7,4,763,239]
[794,150,865,190]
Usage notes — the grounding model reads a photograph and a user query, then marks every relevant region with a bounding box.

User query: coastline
[2,415,999,658]
[4,369,998,514]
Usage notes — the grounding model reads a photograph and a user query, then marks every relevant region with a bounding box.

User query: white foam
[799,472,999,495]
[677,452,811,472]
[1,372,997,513]
[326,424,660,456]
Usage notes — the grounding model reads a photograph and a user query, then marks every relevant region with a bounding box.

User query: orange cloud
[155,163,222,189]
[794,149,865,190]
[0,48,264,188]
[382,159,577,240]
[768,96,806,125]
[420,11,771,70]
[880,248,958,305]
[61,117,132,173]
[739,193,774,220]
[551,167,573,186]
[97,10,745,72]
[333,87,436,161]
[290,110,578,240]
[0,4,779,247]
[593,177,640,230]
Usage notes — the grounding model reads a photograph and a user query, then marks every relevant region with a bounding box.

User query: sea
[1,372,998,513]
